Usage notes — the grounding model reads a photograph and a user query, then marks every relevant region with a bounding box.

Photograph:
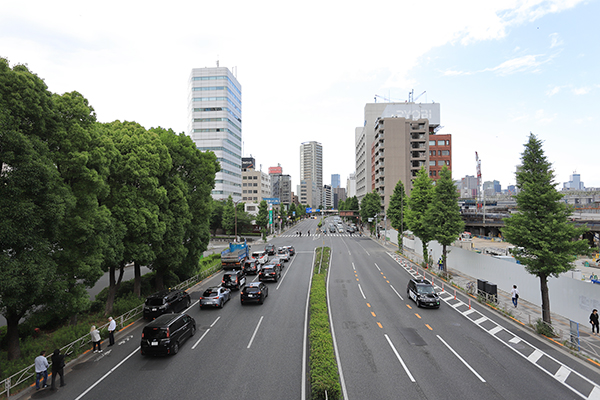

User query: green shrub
[535,318,557,337]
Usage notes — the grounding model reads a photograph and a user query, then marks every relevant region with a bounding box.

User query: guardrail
[0,261,221,398]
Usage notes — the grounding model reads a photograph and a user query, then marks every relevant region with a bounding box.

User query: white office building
[188,66,242,201]
[300,141,323,207]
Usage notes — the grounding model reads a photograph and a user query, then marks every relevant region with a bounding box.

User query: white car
[276,247,290,262]
[251,251,269,265]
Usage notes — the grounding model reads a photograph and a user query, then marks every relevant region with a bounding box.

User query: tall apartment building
[331,174,340,189]
[300,141,323,206]
[322,185,332,209]
[347,173,356,198]
[332,187,346,209]
[242,157,271,203]
[188,66,242,201]
[369,103,446,211]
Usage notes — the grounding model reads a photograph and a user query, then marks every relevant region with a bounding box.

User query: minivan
[140,313,196,356]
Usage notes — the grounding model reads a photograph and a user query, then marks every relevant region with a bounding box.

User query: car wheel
[219,299,223,308]
[191,325,196,336]
[186,297,191,308]
[416,299,421,308]
[172,342,179,355]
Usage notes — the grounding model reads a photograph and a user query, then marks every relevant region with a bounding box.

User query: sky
[2,0,599,191]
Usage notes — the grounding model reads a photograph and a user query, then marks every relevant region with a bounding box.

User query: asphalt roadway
[22,218,600,400]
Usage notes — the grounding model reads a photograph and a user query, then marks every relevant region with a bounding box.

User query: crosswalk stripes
[277,233,361,238]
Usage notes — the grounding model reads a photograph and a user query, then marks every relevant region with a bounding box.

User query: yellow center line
[371,311,376,317]
[366,303,371,308]
[386,280,390,283]
[356,278,359,281]
[406,304,412,309]
[425,324,433,331]
[383,276,386,279]
[415,313,421,319]
[377,322,383,329]
[380,272,384,275]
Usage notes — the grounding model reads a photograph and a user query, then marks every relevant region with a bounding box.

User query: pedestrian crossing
[278,233,363,238]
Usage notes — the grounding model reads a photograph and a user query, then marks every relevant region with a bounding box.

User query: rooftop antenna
[216,58,219,67]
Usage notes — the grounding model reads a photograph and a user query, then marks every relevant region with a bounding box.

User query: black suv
[265,244,276,255]
[259,264,281,282]
[140,313,196,356]
[240,282,269,305]
[143,289,191,320]
[222,269,246,290]
[407,278,440,308]
[243,259,260,275]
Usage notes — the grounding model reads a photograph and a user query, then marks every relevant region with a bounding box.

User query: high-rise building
[322,184,332,209]
[188,66,242,201]
[564,173,585,190]
[300,141,323,205]
[331,174,340,189]
[347,173,356,198]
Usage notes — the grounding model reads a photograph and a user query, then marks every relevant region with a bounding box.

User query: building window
[429,140,436,146]
[446,140,450,145]
[440,150,449,156]
[429,161,436,166]
[438,140,445,146]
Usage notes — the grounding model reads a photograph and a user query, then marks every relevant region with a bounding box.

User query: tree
[210,199,224,234]
[256,200,269,230]
[405,167,435,265]
[425,167,464,271]
[360,191,381,232]
[222,196,235,235]
[0,59,69,360]
[288,203,297,222]
[346,196,359,211]
[388,179,407,234]
[502,134,589,324]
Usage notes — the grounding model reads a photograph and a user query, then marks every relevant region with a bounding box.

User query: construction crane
[408,90,427,102]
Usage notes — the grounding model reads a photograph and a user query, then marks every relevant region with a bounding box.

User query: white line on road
[192,329,211,349]
[352,262,355,270]
[276,256,296,290]
[247,316,264,349]
[384,334,415,382]
[390,285,404,301]
[437,335,486,382]
[374,262,381,271]
[75,346,139,400]
[210,316,220,328]
[358,283,366,299]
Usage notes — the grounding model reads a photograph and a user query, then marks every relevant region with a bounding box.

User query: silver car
[200,286,231,309]
[277,247,290,262]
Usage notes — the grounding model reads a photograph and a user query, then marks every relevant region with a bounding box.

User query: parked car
[222,270,246,290]
[259,264,281,282]
[140,313,196,356]
[244,259,261,275]
[143,289,191,320]
[240,282,269,305]
[284,245,295,256]
[265,244,276,256]
[251,250,269,265]
[199,286,231,309]
[277,247,290,262]
[407,278,440,308]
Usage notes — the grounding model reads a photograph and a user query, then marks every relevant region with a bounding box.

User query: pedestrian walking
[90,325,102,352]
[50,349,65,390]
[307,230,310,236]
[34,351,49,390]
[107,317,116,346]
[590,309,599,335]
[511,285,519,308]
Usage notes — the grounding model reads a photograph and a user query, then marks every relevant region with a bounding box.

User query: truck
[221,241,249,270]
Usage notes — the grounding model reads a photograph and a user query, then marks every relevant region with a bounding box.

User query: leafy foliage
[502,134,589,323]
[388,179,406,233]
[359,191,381,228]
[405,167,435,263]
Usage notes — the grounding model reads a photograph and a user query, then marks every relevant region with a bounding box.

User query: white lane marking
[358,283,366,299]
[352,262,356,270]
[276,255,296,290]
[463,309,476,316]
[509,336,521,344]
[390,285,404,301]
[327,251,350,399]
[74,346,139,400]
[474,316,488,325]
[302,249,316,400]
[210,316,220,328]
[374,263,381,271]
[192,329,210,349]
[437,335,486,382]
[527,349,543,363]
[555,366,571,383]
[247,316,264,349]
[489,326,503,335]
[384,334,416,382]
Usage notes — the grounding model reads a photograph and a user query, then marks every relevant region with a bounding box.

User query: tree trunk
[155,269,164,291]
[422,242,429,268]
[540,273,552,324]
[442,244,447,271]
[105,262,125,316]
[134,261,141,298]
[6,312,23,361]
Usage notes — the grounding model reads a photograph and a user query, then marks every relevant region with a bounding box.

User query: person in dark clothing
[50,349,65,389]
[590,309,599,335]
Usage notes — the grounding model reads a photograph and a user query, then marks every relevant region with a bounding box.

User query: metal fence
[0,261,221,397]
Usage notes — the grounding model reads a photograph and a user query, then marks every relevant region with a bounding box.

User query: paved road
[22,217,600,399]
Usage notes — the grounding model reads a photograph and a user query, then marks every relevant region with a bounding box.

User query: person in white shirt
[90,325,102,352]
[107,317,116,346]
[511,285,519,308]
[34,350,49,390]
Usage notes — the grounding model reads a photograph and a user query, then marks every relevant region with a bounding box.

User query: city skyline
[2,1,599,190]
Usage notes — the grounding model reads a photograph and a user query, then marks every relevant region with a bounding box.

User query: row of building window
[429,160,451,166]
[197,146,239,158]
[193,117,241,133]
[429,140,450,146]
[243,190,259,193]
[192,86,242,105]
[193,107,242,123]
[191,76,241,96]
[192,97,241,114]
[193,128,241,143]
[242,175,258,180]
[243,183,258,187]
[242,197,259,201]
[430,150,450,156]
[216,157,241,169]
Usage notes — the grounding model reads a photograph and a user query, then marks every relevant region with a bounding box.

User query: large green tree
[210,199,224,234]
[222,196,235,235]
[425,167,464,271]
[255,200,269,230]
[0,59,69,360]
[405,167,435,264]
[360,191,381,232]
[388,179,407,234]
[502,134,589,324]
[346,196,359,210]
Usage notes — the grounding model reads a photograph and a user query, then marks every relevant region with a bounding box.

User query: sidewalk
[377,237,600,364]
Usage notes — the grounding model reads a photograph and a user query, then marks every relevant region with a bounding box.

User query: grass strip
[309,247,341,400]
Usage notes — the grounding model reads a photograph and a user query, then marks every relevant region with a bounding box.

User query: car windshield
[203,289,219,296]
[144,327,167,339]
[146,298,165,306]
[417,285,435,294]
[245,287,260,293]
[263,268,273,272]
[224,275,237,282]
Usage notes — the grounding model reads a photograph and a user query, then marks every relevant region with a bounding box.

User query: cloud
[546,86,562,96]
[572,87,591,95]
[549,33,563,48]
[485,54,548,75]
[535,109,557,124]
